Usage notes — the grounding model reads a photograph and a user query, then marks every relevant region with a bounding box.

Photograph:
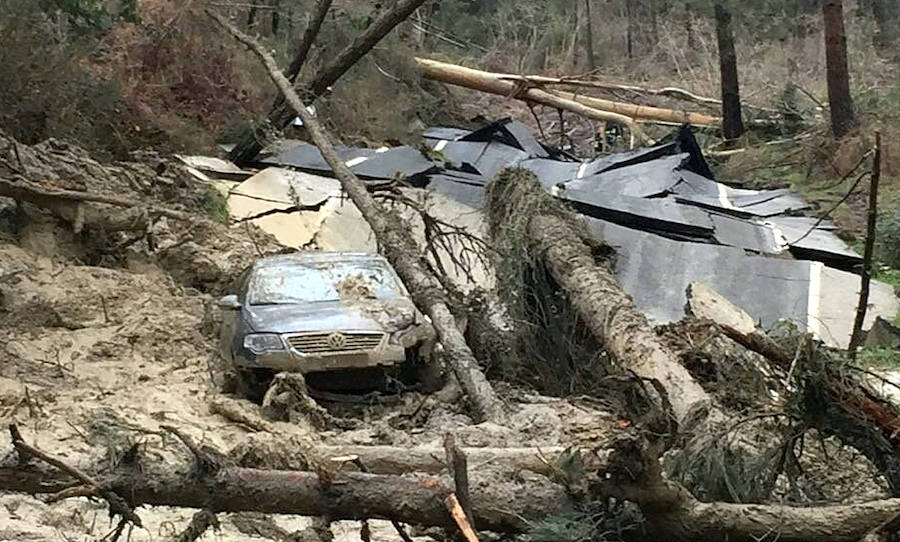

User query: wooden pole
[850,131,882,355]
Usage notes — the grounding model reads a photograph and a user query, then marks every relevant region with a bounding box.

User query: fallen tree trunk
[0,459,565,533]
[416,57,719,128]
[209,10,505,424]
[5,441,900,542]
[492,72,751,110]
[486,170,711,425]
[232,441,567,476]
[548,89,720,127]
[413,58,650,145]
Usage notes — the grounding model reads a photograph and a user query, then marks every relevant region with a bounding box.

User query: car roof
[252,252,390,269]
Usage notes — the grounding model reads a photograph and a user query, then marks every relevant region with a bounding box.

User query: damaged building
[186,119,897,348]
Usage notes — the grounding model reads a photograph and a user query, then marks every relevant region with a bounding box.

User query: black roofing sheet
[770,216,862,267]
[351,146,437,180]
[585,218,811,329]
[458,118,550,159]
[561,190,714,238]
[469,141,529,178]
[424,127,471,141]
[428,141,489,170]
[564,154,689,198]
[671,170,727,197]
[519,159,582,188]
[580,142,680,177]
[262,143,369,172]
[262,143,436,181]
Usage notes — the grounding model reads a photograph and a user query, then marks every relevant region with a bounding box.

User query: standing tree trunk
[625,0,635,59]
[228,0,429,166]
[584,0,596,71]
[823,0,858,138]
[714,3,744,140]
[271,0,280,36]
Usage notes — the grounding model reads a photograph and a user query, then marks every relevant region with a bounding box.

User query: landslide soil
[0,143,616,541]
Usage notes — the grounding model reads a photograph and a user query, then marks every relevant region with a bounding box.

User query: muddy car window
[248,262,401,305]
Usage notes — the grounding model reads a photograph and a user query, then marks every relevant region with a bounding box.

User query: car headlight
[243,333,285,354]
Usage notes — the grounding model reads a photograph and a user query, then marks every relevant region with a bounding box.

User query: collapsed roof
[242,119,897,347]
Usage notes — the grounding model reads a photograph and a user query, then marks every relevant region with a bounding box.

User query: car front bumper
[234,344,407,373]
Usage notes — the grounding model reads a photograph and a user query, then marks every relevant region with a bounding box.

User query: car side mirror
[218,294,242,310]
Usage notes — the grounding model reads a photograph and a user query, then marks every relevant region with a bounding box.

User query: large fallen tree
[485,169,711,425]
[415,57,720,129]
[208,9,505,424]
[5,427,900,542]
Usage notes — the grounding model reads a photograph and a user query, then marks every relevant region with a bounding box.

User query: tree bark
[416,59,657,147]
[210,10,506,424]
[714,3,744,141]
[527,213,710,424]
[823,0,858,138]
[228,0,429,165]
[0,175,200,232]
[626,0,635,59]
[233,444,566,476]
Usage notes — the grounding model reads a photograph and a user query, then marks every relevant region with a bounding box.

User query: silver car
[218,252,437,398]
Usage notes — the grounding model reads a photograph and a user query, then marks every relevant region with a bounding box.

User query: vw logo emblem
[327,332,346,349]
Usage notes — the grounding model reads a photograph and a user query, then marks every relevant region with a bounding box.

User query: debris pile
[250,118,896,348]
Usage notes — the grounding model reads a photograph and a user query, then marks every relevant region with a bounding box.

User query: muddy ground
[0,145,616,541]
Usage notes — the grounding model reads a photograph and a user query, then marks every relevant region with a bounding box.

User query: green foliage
[857,347,900,368]
[874,267,900,293]
[201,188,230,225]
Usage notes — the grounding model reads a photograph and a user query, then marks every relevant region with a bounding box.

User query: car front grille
[285,332,385,354]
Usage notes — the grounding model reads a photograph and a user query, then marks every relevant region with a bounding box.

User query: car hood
[245,298,418,334]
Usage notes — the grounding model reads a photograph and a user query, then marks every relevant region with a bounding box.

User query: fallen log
[413,58,650,145]
[415,58,719,128]
[5,435,900,542]
[209,10,506,424]
[230,440,567,476]
[486,170,711,425]
[548,89,720,127]
[0,457,567,533]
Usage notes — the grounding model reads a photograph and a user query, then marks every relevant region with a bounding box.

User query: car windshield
[248,260,403,305]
